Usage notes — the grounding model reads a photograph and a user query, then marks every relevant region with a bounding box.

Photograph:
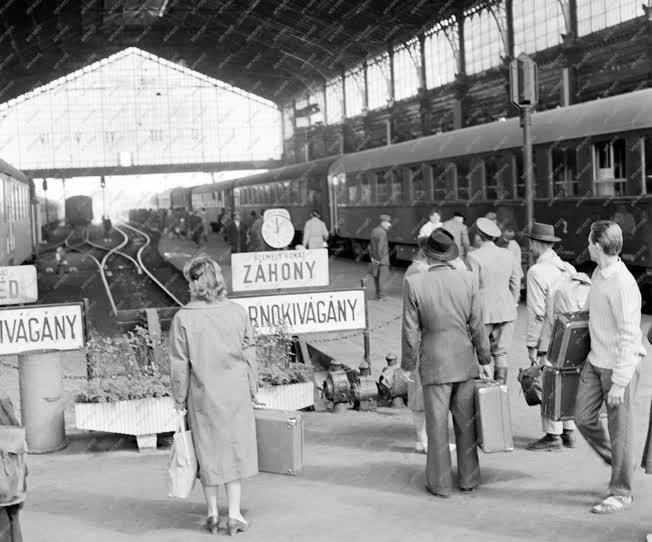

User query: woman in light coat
[169,255,259,535]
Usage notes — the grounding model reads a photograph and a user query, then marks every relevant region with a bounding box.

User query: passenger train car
[149,87,652,289]
[0,157,36,265]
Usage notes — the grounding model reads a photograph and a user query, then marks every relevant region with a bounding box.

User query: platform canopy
[0,0,480,105]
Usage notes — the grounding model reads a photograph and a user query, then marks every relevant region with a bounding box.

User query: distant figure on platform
[642,327,652,509]
[417,209,442,243]
[102,215,112,242]
[224,214,242,253]
[402,228,492,497]
[574,221,645,515]
[302,210,329,249]
[55,246,65,275]
[369,214,391,301]
[189,212,203,247]
[169,255,260,535]
[524,222,577,452]
[403,235,468,454]
[247,211,265,252]
[498,225,523,298]
[442,211,470,264]
[0,393,26,542]
[467,218,520,385]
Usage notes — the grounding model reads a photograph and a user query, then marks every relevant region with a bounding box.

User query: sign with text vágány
[232,289,365,335]
[231,249,329,292]
[0,265,38,305]
[0,303,85,355]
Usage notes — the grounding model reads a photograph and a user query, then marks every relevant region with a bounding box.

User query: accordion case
[547,311,590,369]
[542,366,581,421]
[474,380,514,453]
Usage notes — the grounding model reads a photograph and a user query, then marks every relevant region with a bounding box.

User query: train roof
[0,157,29,183]
[329,87,652,175]
[192,182,232,195]
[233,156,339,189]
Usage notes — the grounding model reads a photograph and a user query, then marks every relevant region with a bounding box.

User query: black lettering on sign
[247,306,258,326]
[41,318,53,340]
[327,301,337,322]
[243,265,253,284]
[15,320,27,342]
[337,300,347,321]
[293,262,303,280]
[268,264,278,282]
[28,318,39,341]
[305,261,316,279]
[316,301,326,323]
[281,263,291,281]
[346,299,358,319]
[55,316,66,339]
[255,266,266,282]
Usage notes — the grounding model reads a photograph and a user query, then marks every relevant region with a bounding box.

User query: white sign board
[231,249,329,292]
[0,303,85,355]
[232,289,366,335]
[0,265,38,305]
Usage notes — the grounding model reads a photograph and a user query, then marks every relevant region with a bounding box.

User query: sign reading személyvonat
[231,289,365,335]
[0,303,85,355]
[231,249,329,292]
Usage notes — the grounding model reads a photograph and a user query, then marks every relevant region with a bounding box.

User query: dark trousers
[0,505,23,542]
[422,379,480,495]
[575,362,639,497]
[374,264,389,299]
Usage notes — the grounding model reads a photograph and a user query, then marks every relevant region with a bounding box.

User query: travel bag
[254,409,303,476]
[474,380,514,453]
[517,365,543,406]
[541,366,581,421]
[547,311,590,370]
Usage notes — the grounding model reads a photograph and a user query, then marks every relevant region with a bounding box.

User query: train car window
[456,162,470,200]
[431,163,449,201]
[551,147,578,196]
[347,175,359,202]
[484,157,499,200]
[376,171,389,201]
[360,174,371,204]
[514,153,537,199]
[389,169,403,203]
[410,166,426,203]
[645,136,652,194]
[299,179,309,205]
[593,139,626,196]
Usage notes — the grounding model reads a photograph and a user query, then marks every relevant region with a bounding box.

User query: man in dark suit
[402,228,492,497]
[369,214,391,300]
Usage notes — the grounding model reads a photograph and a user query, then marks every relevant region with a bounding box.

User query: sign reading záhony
[231,289,365,335]
[231,249,329,292]
[0,303,85,356]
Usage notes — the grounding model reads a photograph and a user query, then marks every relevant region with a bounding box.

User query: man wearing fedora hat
[467,218,521,385]
[369,214,392,300]
[402,228,492,497]
[524,222,579,451]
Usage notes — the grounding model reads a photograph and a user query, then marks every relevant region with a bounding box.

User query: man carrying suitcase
[523,222,579,451]
[574,221,646,514]
[467,218,521,385]
[402,228,492,497]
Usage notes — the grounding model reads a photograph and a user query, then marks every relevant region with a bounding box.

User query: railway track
[63,224,186,329]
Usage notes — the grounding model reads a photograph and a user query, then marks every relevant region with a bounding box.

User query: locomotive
[65,195,94,227]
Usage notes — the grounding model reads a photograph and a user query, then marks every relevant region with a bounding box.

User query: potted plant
[73,327,176,451]
[254,324,315,411]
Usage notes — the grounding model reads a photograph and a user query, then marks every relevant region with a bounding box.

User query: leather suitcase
[474,381,514,453]
[541,366,581,421]
[254,409,303,476]
[547,311,590,369]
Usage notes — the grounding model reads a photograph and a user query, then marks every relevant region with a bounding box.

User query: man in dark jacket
[402,228,492,498]
[224,214,242,253]
[369,214,391,300]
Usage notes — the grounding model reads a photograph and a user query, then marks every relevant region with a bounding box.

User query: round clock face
[261,215,295,249]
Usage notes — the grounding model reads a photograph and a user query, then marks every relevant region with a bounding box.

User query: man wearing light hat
[369,214,392,300]
[402,228,492,497]
[524,222,578,451]
[467,218,521,385]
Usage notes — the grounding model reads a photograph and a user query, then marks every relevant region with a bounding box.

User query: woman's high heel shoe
[227,518,248,536]
[205,516,219,534]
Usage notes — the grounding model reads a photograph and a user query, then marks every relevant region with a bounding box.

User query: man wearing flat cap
[369,214,392,300]
[402,228,492,497]
[524,222,579,451]
[467,218,521,385]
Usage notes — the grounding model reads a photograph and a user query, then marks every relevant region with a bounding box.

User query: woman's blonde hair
[183,254,227,302]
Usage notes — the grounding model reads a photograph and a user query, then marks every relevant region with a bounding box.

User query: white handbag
[167,414,197,499]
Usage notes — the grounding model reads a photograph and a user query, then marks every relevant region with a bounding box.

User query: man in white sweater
[575,221,646,514]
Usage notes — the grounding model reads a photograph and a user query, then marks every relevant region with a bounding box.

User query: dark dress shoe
[460,487,475,493]
[425,484,450,498]
[205,516,219,534]
[227,518,249,536]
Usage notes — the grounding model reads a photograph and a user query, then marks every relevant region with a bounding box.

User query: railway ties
[64,224,186,331]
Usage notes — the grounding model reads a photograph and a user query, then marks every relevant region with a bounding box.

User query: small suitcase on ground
[254,409,303,476]
[541,366,581,421]
[474,380,514,453]
[547,311,590,369]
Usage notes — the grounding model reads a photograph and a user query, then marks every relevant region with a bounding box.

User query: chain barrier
[307,313,402,344]
[0,358,89,380]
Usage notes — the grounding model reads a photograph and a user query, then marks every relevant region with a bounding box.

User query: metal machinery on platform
[322,360,378,412]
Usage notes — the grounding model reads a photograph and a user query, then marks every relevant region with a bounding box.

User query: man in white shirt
[575,221,646,514]
[417,210,442,243]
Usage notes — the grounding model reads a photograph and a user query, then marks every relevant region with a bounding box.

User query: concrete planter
[256,382,314,411]
[74,396,176,451]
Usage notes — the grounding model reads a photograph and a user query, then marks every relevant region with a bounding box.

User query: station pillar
[18,351,68,453]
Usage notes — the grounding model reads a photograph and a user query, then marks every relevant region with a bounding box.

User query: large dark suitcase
[254,409,303,476]
[541,366,581,421]
[547,311,590,369]
[474,381,514,453]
